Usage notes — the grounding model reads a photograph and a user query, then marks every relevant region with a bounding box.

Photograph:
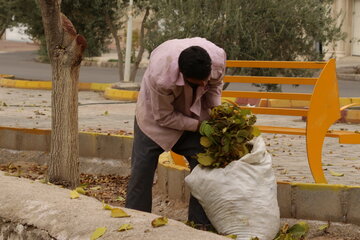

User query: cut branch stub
[59,13,87,67]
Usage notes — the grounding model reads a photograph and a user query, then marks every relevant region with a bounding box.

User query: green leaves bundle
[197,101,260,168]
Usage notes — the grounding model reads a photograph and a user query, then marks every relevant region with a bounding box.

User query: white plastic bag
[185,137,280,240]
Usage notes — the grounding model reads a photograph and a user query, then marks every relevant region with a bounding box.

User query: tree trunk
[0,25,6,39]
[105,13,124,82]
[0,15,11,39]
[38,0,86,188]
[130,7,150,83]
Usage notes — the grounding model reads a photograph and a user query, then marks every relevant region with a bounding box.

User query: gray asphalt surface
[1,50,359,97]
[0,51,145,83]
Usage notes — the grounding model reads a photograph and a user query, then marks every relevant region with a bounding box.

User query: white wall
[5,26,32,42]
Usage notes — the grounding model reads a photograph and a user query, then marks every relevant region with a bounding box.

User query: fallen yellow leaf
[329,170,344,177]
[90,227,106,240]
[226,234,237,239]
[75,187,86,195]
[103,204,113,210]
[151,217,168,228]
[115,196,125,202]
[318,223,329,231]
[111,208,130,218]
[70,190,80,199]
[118,223,134,232]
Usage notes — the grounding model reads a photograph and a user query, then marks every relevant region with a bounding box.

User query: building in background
[330,0,360,58]
[4,26,32,43]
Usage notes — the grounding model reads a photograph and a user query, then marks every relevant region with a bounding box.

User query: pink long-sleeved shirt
[136,37,226,151]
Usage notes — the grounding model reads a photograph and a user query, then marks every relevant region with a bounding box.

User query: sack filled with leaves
[185,101,280,240]
[197,101,261,168]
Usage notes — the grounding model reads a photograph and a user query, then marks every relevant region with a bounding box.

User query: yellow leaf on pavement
[287,221,309,239]
[118,223,134,232]
[70,190,80,199]
[103,204,113,210]
[111,208,130,218]
[329,170,344,177]
[151,217,168,228]
[318,223,329,231]
[75,187,86,195]
[226,234,237,239]
[90,227,106,240]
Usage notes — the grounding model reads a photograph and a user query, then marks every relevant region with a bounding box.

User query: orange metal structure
[171,59,360,184]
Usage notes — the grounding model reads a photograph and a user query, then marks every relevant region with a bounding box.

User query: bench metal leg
[306,58,340,184]
[306,129,327,184]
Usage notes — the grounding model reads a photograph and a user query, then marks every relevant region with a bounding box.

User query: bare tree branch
[105,12,124,82]
[130,6,150,82]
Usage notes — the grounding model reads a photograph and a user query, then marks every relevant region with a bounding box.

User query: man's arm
[204,49,226,108]
[149,82,199,132]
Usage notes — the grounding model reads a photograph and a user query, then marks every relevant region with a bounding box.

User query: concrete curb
[0,74,14,79]
[0,126,134,176]
[157,156,360,226]
[337,73,360,81]
[104,87,139,101]
[0,78,112,91]
[0,126,133,160]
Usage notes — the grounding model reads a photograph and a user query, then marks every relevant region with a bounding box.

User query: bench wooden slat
[328,131,360,144]
[224,76,318,85]
[240,107,308,116]
[226,60,326,69]
[258,126,360,144]
[258,126,306,135]
[221,91,312,100]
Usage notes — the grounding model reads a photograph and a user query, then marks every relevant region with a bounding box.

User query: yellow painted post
[306,59,341,183]
[170,151,188,167]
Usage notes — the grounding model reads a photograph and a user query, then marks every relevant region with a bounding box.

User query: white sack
[185,137,280,240]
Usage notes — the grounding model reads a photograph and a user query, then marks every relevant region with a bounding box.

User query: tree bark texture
[38,0,87,188]
[0,20,9,39]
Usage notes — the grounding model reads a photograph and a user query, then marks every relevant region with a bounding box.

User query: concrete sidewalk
[0,87,359,186]
[0,171,228,240]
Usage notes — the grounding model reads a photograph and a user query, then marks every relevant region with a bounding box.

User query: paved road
[0,50,359,97]
[0,51,144,83]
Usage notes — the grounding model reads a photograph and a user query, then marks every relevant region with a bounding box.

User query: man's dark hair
[178,46,212,80]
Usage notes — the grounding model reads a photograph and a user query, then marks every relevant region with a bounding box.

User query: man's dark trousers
[125,119,211,225]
